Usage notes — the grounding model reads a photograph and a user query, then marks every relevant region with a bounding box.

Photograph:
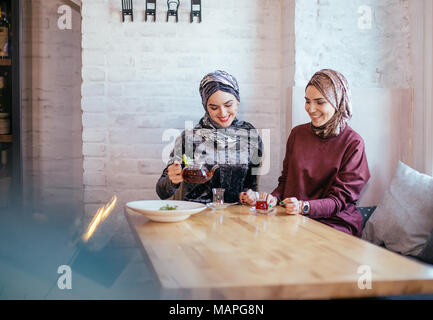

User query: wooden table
[125,205,433,299]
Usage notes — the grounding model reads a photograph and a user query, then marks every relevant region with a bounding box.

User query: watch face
[303,204,308,212]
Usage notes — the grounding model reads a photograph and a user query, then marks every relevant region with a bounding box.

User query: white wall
[281,0,295,144]
[81,0,287,216]
[22,0,83,216]
[409,0,433,175]
[421,0,433,176]
[81,0,421,211]
[22,0,421,215]
[429,1,433,175]
[294,0,412,89]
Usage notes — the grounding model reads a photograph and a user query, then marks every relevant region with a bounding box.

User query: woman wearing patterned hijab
[241,69,370,237]
[156,70,263,204]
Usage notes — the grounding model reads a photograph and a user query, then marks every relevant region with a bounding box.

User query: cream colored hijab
[306,69,353,138]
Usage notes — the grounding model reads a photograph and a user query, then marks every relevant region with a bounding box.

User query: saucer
[249,206,276,215]
[206,202,236,210]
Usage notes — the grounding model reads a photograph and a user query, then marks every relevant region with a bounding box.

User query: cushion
[362,161,433,256]
[418,229,433,264]
[357,206,377,228]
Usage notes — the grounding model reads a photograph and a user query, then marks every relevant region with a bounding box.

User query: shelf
[0,134,12,142]
[1,0,23,209]
[0,59,11,66]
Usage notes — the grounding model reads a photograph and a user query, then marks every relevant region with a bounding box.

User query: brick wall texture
[21,0,414,220]
[22,0,83,216]
[81,0,287,215]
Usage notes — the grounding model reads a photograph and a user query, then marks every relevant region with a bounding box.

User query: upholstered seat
[356,206,377,228]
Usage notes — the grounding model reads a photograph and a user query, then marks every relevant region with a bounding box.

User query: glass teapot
[181,155,219,184]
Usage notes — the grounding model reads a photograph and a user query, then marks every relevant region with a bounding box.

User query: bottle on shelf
[0,3,9,59]
[0,142,7,171]
[0,74,9,135]
[0,142,11,208]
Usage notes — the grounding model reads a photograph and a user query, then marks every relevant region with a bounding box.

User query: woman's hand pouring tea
[167,161,183,185]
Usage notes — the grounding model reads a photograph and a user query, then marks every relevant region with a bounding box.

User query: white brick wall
[81,0,286,213]
[281,0,295,141]
[22,0,83,215]
[20,0,417,219]
[294,0,413,89]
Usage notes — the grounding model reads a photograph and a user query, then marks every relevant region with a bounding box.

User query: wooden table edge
[154,279,433,300]
[124,206,433,300]
[123,208,165,296]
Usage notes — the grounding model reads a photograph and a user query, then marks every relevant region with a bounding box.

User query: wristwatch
[301,201,310,215]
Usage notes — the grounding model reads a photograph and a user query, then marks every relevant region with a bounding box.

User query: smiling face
[305,85,336,127]
[206,90,239,128]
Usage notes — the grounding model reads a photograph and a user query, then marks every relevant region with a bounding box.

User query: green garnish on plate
[160,204,178,211]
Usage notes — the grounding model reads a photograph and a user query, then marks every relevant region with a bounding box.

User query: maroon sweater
[271,123,370,237]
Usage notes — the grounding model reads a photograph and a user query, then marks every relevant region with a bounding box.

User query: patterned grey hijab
[199,70,241,129]
[170,70,261,167]
[200,70,240,108]
[306,69,353,138]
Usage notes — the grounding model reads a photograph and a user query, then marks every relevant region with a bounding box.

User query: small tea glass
[212,188,225,208]
[255,192,270,214]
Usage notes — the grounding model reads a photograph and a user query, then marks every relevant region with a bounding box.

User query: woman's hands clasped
[240,190,278,207]
[239,194,306,215]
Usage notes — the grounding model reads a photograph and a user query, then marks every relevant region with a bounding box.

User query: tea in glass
[255,192,269,213]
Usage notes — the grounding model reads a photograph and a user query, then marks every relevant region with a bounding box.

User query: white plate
[126,200,207,223]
